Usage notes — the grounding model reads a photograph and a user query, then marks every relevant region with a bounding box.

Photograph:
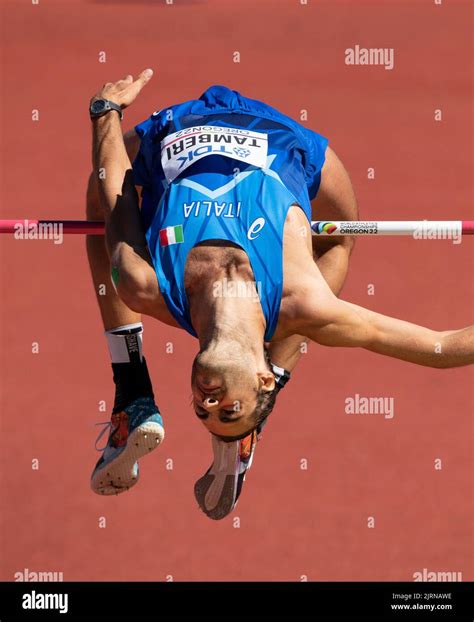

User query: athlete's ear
[258,371,275,393]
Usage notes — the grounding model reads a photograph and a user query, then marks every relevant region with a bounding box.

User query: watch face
[91,100,106,114]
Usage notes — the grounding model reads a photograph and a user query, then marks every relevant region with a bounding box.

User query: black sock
[112,356,155,414]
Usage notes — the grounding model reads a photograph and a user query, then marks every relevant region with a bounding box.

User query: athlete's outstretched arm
[90,70,160,312]
[91,73,151,254]
[296,295,474,368]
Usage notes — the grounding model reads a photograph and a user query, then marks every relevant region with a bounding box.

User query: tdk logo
[161,125,268,184]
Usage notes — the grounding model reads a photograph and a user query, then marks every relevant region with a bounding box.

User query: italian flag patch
[159,224,184,246]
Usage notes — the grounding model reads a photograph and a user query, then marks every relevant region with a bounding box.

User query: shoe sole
[194,441,243,520]
[194,473,242,520]
[91,421,164,496]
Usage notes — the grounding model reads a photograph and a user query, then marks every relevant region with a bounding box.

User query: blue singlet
[132,85,328,341]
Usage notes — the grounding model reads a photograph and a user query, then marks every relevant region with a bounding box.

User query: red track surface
[0,0,472,582]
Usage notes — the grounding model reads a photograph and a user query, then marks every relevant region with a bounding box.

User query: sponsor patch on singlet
[160,125,268,183]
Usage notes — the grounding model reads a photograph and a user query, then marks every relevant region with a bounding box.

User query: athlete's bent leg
[311,146,358,292]
[86,171,164,496]
[268,146,358,370]
[86,172,141,330]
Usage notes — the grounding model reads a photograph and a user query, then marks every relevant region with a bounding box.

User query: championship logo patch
[159,224,184,246]
[160,125,268,183]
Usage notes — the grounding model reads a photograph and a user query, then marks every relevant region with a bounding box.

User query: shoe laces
[239,430,257,461]
[94,421,118,452]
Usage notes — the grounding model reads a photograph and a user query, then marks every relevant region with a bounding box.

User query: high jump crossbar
[0,219,473,237]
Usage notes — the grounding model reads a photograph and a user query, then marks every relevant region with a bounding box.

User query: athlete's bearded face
[191,342,273,438]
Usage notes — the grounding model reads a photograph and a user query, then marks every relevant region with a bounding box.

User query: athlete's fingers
[113,75,133,89]
[134,68,153,89]
[118,68,153,108]
[92,69,153,110]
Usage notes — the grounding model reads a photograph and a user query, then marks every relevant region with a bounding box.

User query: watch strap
[90,99,123,121]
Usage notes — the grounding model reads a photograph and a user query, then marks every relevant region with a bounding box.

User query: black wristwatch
[89,98,123,121]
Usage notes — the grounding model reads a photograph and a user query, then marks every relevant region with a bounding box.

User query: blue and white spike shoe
[91,397,164,495]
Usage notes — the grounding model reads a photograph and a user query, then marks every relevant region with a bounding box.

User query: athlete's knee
[111,247,153,312]
[114,268,150,313]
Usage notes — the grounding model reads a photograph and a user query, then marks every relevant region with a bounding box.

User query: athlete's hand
[90,68,153,110]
